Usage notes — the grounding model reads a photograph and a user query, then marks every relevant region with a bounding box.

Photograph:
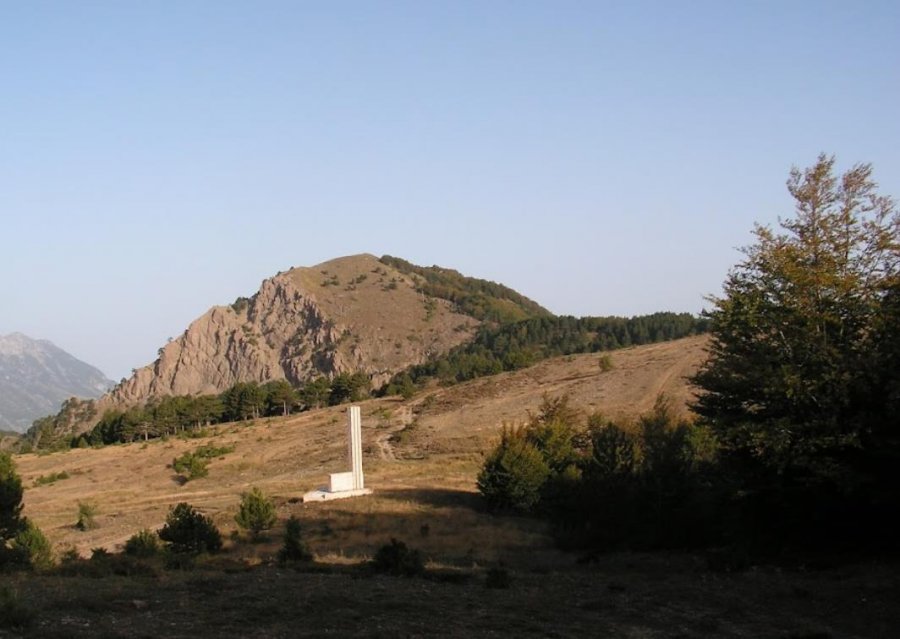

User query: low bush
[277,516,312,564]
[75,502,98,531]
[371,538,424,577]
[33,471,70,487]
[11,520,53,570]
[124,529,160,557]
[158,503,222,554]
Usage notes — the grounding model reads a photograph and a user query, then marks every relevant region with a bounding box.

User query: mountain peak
[0,334,113,432]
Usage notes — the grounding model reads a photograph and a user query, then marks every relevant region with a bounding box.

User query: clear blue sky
[1,1,898,380]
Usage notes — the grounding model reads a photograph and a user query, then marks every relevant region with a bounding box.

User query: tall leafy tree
[692,155,899,493]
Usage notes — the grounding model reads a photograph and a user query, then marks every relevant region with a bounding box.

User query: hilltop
[0,333,112,433]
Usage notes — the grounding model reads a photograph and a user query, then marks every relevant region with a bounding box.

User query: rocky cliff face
[0,333,112,432]
[105,254,479,407]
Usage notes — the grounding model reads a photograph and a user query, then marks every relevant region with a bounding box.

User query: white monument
[303,405,372,502]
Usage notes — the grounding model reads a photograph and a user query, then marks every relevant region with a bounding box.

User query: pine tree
[234,487,277,540]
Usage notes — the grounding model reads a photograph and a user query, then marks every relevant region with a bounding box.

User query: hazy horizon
[2,2,898,379]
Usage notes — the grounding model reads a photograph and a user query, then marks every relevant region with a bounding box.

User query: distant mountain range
[0,333,113,432]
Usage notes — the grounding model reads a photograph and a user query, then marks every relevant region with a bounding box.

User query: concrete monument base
[302,487,373,502]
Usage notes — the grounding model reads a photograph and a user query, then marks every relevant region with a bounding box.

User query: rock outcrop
[105,254,479,406]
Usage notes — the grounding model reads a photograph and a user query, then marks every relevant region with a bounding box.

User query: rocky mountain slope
[106,254,545,407]
[0,333,112,432]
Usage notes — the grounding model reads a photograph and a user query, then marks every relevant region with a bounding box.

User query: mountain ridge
[0,332,113,432]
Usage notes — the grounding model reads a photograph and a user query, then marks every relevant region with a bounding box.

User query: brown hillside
[16,335,708,556]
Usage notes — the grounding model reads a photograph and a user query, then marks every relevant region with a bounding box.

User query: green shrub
[75,502,97,531]
[598,354,614,372]
[477,427,550,513]
[277,516,312,564]
[33,471,70,487]
[158,503,222,554]
[124,529,160,557]
[234,487,277,540]
[372,538,424,577]
[1,452,24,550]
[11,520,53,570]
[172,452,209,480]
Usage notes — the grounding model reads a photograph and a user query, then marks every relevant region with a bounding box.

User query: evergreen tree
[1,453,25,565]
[234,487,277,540]
[692,155,898,492]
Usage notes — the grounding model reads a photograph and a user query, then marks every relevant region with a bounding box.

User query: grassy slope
[7,335,899,638]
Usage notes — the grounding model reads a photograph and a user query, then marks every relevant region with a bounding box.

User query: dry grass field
[4,336,899,638]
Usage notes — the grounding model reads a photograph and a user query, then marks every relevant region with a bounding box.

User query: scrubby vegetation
[1,452,51,572]
[277,515,312,563]
[371,538,425,577]
[158,503,223,554]
[479,156,899,558]
[383,312,707,392]
[172,443,235,482]
[75,501,98,531]
[124,529,160,558]
[380,255,552,323]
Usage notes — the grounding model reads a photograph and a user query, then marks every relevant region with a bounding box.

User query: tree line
[74,372,371,447]
[382,312,708,393]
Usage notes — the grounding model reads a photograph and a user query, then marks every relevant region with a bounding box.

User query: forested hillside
[383,312,708,392]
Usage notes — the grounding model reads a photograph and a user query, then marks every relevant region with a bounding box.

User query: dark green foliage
[300,377,331,410]
[380,255,552,323]
[383,312,707,391]
[477,394,722,550]
[277,515,312,563]
[263,380,298,416]
[221,382,266,421]
[231,296,250,313]
[478,427,550,512]
[328,372,370,406]
[560,399,722,550]
[25,397,98,451]
[172,444,234,481]
[124,529,160,557]
[0,453,24,544]
[11,520,53,570]
[371,538,424,576]
[158,503,223,554]
[691,155,900,551]
[172,452,209,480]
[478,396,585,513]
[77,373,370,449]
[234,487,277,539]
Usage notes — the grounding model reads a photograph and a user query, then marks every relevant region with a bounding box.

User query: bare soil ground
[4,336,898,637]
